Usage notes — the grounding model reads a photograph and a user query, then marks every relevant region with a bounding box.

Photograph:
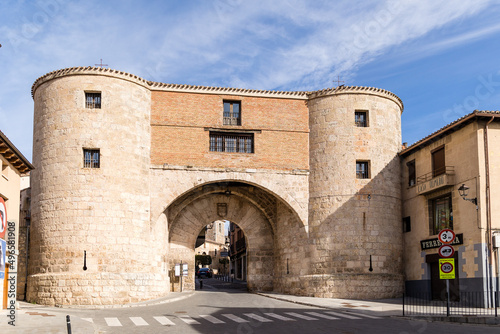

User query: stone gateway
[28,67,404,305]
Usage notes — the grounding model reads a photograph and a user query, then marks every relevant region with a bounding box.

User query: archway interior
[166,181,307,293]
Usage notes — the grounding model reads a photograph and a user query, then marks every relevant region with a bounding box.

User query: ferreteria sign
[420,233,464,250]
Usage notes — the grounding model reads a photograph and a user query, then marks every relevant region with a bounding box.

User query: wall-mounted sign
[175,264,180,277]
[0,197,6,239]
[182,264,188,277]
[420,233,463,250]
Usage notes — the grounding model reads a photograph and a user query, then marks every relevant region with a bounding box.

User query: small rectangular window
[429,194,452,235]
[403,216,411,233]
[356,161,370,179]
[85,92,101,109]
[83,149,100,168]
[432,146,445,177]
[407,160,416,187]
[223,101,241,125]
[355,110,368,127]
[209,132,253,153]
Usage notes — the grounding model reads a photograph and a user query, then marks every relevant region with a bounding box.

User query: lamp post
[458,184,477,205]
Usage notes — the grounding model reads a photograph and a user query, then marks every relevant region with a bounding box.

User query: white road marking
[200,314,226,324]
[178,315,200,324]
[264,313,296,321]
[130,317,149,326]
[348,312,381,319]
[305,312,339,320]
[81,318,93,323]
[244,313,273,322]
[222,314,249,323]
[325,311,362,319]
[105,317,122,326]
[153,316,176,326]
[285,312,318,320]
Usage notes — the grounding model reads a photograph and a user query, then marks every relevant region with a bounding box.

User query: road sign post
[438,229,456,318]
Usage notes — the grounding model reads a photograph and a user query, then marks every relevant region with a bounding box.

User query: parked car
[196,267,212,278]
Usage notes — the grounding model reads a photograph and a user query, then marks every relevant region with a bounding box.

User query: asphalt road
[64,278,499,334]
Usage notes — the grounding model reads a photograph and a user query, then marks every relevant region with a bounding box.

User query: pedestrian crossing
[81,310,381,327]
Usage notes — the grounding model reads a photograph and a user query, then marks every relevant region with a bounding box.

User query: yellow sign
[439,258,455,279]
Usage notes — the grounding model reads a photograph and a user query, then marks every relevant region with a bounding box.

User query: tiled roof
[31,67,402,104]
[400,110,500,156]
[0,129,33,174]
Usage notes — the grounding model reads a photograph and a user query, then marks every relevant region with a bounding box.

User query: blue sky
[1,0,500,162]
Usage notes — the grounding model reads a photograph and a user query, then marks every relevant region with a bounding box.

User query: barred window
[83,149,100,168]
[223,101,241,125]
[356,160,370,179]
[85,92,101,109]
[209,132,253,153]
[355,110,368,127]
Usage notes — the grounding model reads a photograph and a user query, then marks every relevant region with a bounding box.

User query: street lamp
[458,184,477,205]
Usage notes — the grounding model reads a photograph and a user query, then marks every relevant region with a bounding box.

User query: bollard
[66,315,72,334]
[200,279,203,290]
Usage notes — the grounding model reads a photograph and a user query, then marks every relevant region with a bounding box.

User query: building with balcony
[400,111,500,305]
[0,131,33,309]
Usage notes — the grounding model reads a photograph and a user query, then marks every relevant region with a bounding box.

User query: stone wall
[307,88,404,298]
[29,69,168,305]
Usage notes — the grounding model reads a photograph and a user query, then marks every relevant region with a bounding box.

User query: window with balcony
[83,149,100,168]
[85,92,101,109]
[432,146,445,177]
[209,132,253,153]
[223,101,241,125]
[429,194,453,235]
[355,110,368,127]
[356,160,370,179]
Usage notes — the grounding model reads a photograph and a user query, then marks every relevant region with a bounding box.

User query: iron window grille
[83,149,100,168]
[356,161,370,179]
[85,92,101,109]
[223,101,241,125]
[209,132,253,153]
[355,111,368,127]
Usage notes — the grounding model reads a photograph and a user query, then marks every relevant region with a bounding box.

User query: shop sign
[420,233,463,250]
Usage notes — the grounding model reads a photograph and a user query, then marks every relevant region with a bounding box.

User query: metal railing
[403,291,498,317]
[416,166,454,184]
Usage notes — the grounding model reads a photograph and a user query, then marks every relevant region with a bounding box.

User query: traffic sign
[438,245,455,258]
[0,197,6,239]
[439,258,455,279]
[438,229,455,244]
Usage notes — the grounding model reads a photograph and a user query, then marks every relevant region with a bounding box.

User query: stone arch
[166,181,299,292]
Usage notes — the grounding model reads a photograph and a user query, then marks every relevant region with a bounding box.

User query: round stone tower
[307,86,404,299]
[29,67,167,305]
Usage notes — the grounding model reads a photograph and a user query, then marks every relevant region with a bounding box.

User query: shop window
[429,194,453,235]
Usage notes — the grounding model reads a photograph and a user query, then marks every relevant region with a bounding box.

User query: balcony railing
[416,166,454,184]
[416,166,455,195]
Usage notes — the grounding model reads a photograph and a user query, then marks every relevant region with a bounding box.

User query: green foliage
[195,254,212,266]
[219,258,229,264]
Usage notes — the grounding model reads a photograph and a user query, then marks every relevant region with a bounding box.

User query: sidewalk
[0,292,196,334]
[256,292,500,325]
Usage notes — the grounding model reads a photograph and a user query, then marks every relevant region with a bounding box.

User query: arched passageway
[165,181,307,293]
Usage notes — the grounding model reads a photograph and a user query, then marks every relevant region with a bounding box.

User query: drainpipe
[484,116,494,306]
